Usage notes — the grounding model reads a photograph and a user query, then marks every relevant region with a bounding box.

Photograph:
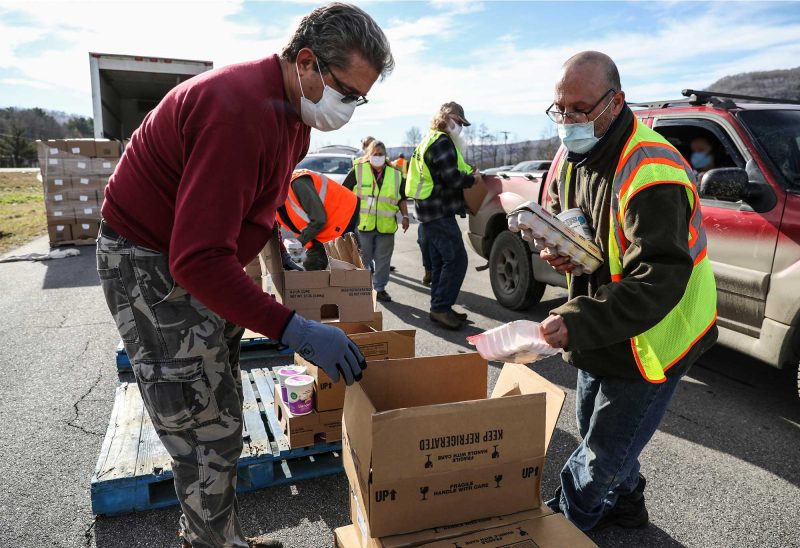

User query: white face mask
[369,155,386,168]
[296,58,356,132]
[448,120,463,136]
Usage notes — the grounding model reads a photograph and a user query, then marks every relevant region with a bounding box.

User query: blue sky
[1,1,799,150]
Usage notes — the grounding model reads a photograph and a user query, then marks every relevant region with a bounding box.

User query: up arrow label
[390,489,397,501]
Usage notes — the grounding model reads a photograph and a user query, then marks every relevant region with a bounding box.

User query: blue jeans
[417,222,432,271]
[425,216,468,312]
[557,369,684,531]
[358,230,395,292]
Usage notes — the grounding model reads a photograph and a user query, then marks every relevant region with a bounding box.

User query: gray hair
[563,51,621,91]
[282,3,394,79]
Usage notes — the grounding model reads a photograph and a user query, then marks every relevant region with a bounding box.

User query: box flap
[492,363,565,452]
[258,234,285,297]
[343,383,378,491]
[284,269,331,289]
[330,258,358,270]
[358,354,487,412]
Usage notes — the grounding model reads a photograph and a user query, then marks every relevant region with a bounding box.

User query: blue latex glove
[282,251,305,271]
[281,314,366,385]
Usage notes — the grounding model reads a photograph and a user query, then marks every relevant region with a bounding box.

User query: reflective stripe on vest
[558,118,717,383]
[354,162,401,233]
[278,169,358,248]
[406,130,472,200]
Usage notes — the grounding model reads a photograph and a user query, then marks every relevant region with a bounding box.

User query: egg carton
[507,201,603,276]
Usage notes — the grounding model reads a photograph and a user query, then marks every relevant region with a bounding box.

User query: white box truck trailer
[89,52,213,140]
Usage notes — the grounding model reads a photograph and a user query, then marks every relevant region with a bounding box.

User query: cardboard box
[297,326,416,412]
[94,139,122,158]
[62,139,97,158]
[41,156,64,177]
[47,222,72,243]
[47,206,75,224]
[325,310,383,331]
[72,176,106,192]
[72,221,99,240]
[45,175,72,194]
[336,514,595,548]
[342,358,565,538]
[68,189,98,205]
[273,383,342,448]
[244,257,261,284]
[463,174,489,216]
[74,205,101,222]
[37,139,67,157]
[63,157,93,176]
[49,190,69,205]
[260,233,374,323]
[92,157,119,175]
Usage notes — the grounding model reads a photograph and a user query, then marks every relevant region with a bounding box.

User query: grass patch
[0,171,47,254]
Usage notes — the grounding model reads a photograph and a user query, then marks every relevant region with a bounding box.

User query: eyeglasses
[317,57,368,106]
[546,89,616,124]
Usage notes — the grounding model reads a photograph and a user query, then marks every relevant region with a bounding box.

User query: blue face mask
[556,97,615,154]
[691,151,713,170]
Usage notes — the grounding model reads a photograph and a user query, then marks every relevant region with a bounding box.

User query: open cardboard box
[297,325,416,412]
[273,382,342,448]
[335,513,596,548]
[342,356,570,540]
[259,233,375,323]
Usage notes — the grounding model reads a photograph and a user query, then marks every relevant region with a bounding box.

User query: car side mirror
[700,167,777,212]
[700,168,748,201]
[524,174,536,181]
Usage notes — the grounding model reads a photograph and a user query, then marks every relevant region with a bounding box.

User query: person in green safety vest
[343,140,410,301]
[533,51,718,533]
[407,102,482,330]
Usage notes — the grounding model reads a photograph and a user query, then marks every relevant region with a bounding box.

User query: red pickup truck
[467,90,800,396]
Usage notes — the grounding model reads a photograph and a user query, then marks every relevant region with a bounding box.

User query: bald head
[562,51,621,91]
[553,51,626,138]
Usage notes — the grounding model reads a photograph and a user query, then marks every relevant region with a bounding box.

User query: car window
[739,110,800,189]
[296,155,353,175]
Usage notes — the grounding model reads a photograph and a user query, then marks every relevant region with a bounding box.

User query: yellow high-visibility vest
[559,118,717,383]
[407,131,471,200]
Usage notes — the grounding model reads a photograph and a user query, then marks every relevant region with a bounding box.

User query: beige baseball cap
[439,101,471,126]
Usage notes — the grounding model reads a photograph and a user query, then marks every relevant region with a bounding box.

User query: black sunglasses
[317,57,368,106]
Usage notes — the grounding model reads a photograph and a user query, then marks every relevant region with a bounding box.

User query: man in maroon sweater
[96,4,393,547]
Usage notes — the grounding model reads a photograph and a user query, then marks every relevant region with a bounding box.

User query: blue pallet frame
[91,368,342,516]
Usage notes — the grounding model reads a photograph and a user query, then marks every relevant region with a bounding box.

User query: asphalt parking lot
[1,219,798,548]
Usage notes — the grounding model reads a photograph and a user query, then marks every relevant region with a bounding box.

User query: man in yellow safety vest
[536,52,718,532]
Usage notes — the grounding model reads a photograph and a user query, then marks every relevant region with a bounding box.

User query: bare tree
[404,126,422,148]
[537,124,560,161]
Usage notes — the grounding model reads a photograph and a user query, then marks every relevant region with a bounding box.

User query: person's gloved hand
[280,313,366,385]
[282,251,305,271]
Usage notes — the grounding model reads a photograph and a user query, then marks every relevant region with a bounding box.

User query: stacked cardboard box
[259,233,376,323]
[335,358,597,547]
[276,325,416,449]
[37,138,121,246]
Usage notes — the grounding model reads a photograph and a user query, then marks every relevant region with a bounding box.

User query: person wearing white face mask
[343,140,409,301]
[97,4,393,547]
[537,51,717,533]
[407,102,481,329]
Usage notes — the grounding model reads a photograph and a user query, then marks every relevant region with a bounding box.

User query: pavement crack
[83,517,96,548]
[66,369,104,437]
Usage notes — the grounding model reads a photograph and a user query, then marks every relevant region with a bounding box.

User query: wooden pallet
[91,368,342,516]
[115,330,293,370]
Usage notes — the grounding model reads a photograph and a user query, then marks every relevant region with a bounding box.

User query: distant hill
[705,67,800,101]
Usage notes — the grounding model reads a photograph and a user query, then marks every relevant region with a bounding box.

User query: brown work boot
[450,307,468,321]
[429,309,464,330]
[422,270,432,286]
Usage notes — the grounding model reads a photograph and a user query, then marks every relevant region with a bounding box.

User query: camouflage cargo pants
[96,222,249,548]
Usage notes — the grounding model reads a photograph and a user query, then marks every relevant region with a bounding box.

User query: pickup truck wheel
[489,231,545,310]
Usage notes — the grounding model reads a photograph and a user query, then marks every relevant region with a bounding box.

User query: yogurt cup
[277,365,307,402]
[285,374,314,416]
[556,208,593,240]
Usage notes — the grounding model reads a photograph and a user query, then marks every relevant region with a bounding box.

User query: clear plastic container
[467,320,560,363]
